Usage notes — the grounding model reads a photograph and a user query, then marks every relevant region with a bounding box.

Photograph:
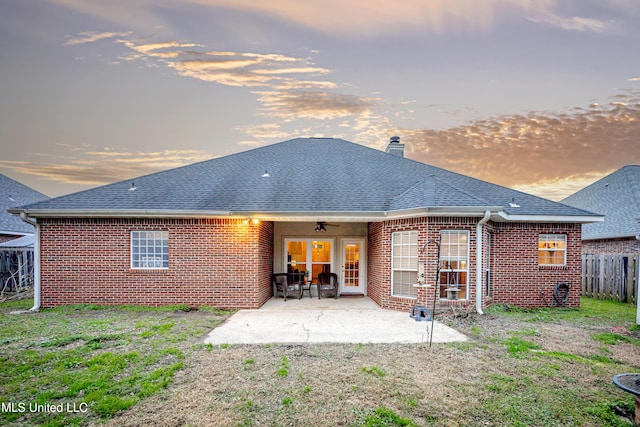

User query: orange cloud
[253,90,379,120]
[401,93,640,200]
[0,148,213,186]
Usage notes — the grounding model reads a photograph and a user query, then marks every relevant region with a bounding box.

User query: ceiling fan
[314,221,340,232]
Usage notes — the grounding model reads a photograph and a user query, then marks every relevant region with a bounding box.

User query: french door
[285,238,334,280]
[341,239,365,294]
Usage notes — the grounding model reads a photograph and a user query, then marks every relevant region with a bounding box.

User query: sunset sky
[1,0,639,200]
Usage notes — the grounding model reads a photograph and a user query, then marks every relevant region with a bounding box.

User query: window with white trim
[131,231,169,269]
[391,231,418,298]
[538,234,566,266]
[284,238,333,280]
[439,230,469,300]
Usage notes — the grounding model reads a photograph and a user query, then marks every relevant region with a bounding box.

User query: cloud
[253,90,379,120]
[101,37,335,89]
[63,31,131,45]
[54,0,637,37]
[236,123,292,146]
[512,171,617,201]
[528,14,610,33]
[0,147,213,186]
[401,93,640,200]
[171,0,527,35]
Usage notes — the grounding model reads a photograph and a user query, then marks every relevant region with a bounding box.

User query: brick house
[10,138,601,312]
[562,165,640,255]
[1,173,48,244]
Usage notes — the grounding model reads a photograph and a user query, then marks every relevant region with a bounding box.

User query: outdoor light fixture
[314,222,327,232]
[243,218,260,225]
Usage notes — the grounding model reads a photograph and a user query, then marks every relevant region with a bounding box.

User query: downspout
[20,213,40,311]
[476,210,491,315]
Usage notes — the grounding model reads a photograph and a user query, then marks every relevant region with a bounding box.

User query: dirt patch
[103,311,640,427]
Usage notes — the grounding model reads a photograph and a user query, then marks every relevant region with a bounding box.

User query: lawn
[0,300,230,426]
[0,297,638,426]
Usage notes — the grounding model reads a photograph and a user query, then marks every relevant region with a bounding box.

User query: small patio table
[612,373,640,424]
[302,279,313,298]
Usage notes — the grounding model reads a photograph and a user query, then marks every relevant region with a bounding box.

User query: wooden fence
[0,248,34,298]
[581,254,639,304]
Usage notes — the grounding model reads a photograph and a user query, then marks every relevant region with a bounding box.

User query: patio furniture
[272,273,304,301]
[301,278,313,298]
[317,272,339,299]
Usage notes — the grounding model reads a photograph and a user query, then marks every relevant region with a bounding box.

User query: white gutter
[19,213,40,312]
[476,210,491,315]
[9,209,232,219]
[497,212,604,223]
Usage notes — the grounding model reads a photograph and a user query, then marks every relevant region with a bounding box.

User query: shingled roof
[12,138,598,222]
[1,174,48,235]
[562,165,640,240]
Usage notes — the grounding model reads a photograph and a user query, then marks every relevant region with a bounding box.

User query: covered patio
[204,296,467,345]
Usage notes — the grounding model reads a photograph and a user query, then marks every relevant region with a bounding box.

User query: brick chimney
[385,136,404,157]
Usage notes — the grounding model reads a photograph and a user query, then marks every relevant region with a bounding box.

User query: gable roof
[562,165,640,240]
[11,138,599,223]
[0,174,48,235]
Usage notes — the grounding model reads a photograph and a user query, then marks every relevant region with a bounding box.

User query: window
[391,231,418,298]
[439,230,469,300]
[538,234,566,266]
[285,239,332,280]
[131,231,168,269]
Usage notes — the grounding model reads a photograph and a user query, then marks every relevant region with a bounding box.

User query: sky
[0,0,639,201]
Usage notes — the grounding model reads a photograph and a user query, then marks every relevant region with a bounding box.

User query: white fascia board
[241,207,504,222]
[582,232,640,241]
[233,211,387,222]
[9,209,232,218]
[497,212,605,223]
[0,229,32,237]
[383,206,503,220]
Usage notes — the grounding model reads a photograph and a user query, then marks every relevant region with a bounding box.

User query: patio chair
[317,272,339,299]
[272,273,303,301]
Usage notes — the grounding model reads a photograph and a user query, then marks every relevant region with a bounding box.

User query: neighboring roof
[562,165,640,240]
[11,138,599,223]
[0,235,34,248]
[0,174,48,235]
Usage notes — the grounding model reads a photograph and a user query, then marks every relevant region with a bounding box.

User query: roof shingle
[1,174,48,234]
[562,165,640,239]
[14,138,596,220]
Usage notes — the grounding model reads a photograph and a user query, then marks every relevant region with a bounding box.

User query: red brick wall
[368,217,479,312]
[582,237,640,255]
[368,218,581,311]
[39,218,273,309]
[490,222,581,308]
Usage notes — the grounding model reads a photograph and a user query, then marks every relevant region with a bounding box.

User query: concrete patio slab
[205,296,467,345]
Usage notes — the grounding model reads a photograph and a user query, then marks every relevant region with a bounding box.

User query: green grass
[362,366,387,378]
[359,407,417,427]
[486,297,637,327]
[2,296,637,426]
[0,300,230,426]
[593,331,640,346]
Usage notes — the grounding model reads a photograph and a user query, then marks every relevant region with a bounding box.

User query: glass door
[285,238,333,281]
[341,239,364,294]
